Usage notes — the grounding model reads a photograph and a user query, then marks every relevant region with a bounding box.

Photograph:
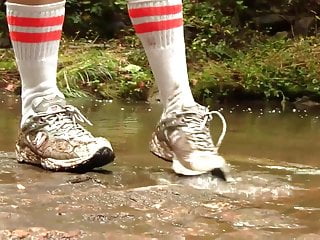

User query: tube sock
[128,0,195,111]
[6,1,65,124]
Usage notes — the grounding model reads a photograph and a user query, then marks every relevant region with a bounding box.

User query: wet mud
[0,93,320,239]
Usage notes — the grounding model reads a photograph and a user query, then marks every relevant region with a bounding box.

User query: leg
[6,0,114,171]
[8,0,59,4]
[128,0,228,177]
[7,0,65,124]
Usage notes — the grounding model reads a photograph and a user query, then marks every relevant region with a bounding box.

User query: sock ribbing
[6,1,65,60]
[128,0,183,49]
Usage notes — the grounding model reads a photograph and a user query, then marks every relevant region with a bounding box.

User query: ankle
[164,92,195,112]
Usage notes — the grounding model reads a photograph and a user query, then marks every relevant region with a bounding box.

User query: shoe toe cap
[172,152,228,176]
[189,152,226,172]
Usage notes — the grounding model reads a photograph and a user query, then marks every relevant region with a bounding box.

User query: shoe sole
[150,133,206,175]
[150,133,229,179]
[15,144,115,172]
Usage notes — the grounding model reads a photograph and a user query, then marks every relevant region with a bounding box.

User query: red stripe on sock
[7,16,64,27]
[133,18,183,33]
[9,30,62,43]
[129,5,182,18]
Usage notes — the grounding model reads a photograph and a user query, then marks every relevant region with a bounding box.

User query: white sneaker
[16,95,115,171]
[150,103,229,179]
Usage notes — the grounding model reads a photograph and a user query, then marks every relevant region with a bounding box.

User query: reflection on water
[0,92,320,237]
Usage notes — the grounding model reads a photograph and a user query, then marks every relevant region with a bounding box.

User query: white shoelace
[205,110,227,149]
[175,108,227,151]
[33,105,93,147]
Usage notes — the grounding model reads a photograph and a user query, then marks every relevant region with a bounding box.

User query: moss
[0,50,15,71]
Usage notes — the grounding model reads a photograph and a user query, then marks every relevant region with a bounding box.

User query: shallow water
[0,92,320,239]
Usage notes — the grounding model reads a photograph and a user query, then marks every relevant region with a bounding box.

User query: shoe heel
[150,133,174,162]
[16,144,42,165]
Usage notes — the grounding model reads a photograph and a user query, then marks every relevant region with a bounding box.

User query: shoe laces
[174,107,227,152]
[32,105,93,147]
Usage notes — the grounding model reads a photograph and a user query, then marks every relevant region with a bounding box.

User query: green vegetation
[0,0,320,102]
[57,42,152,100]
[191,37,320,101]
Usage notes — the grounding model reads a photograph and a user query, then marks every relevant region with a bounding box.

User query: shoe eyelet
[38,117,45,124]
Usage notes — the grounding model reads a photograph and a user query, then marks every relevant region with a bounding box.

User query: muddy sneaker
[150,103,229,178]
[16,95,115,171]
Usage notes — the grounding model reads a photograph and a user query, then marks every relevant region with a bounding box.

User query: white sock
[128,0,195,111]
[6,1,65,124]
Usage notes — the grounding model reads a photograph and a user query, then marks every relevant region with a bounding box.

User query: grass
[57,41,152,100]
[191,37,320,102]
[0,37,320,102]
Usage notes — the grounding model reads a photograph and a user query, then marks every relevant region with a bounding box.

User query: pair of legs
[6,0,227,176]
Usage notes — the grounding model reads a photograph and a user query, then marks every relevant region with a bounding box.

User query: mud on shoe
[150,103,229,179]
[16,95,115,171]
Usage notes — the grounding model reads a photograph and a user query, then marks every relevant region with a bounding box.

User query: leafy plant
[56,43,152,100]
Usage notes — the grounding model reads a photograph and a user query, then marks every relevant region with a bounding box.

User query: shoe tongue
[182,103,203,112]
[32,95,66,113]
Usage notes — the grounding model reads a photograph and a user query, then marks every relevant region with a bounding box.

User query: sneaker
[15,95,115,171]
[150,103,228,178]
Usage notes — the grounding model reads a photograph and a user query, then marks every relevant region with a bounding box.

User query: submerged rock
[294,96,320,109]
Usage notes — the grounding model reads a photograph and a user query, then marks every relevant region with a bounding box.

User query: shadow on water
[0,92,320,239]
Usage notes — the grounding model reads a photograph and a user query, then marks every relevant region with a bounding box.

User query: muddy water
[0,92,320,239]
